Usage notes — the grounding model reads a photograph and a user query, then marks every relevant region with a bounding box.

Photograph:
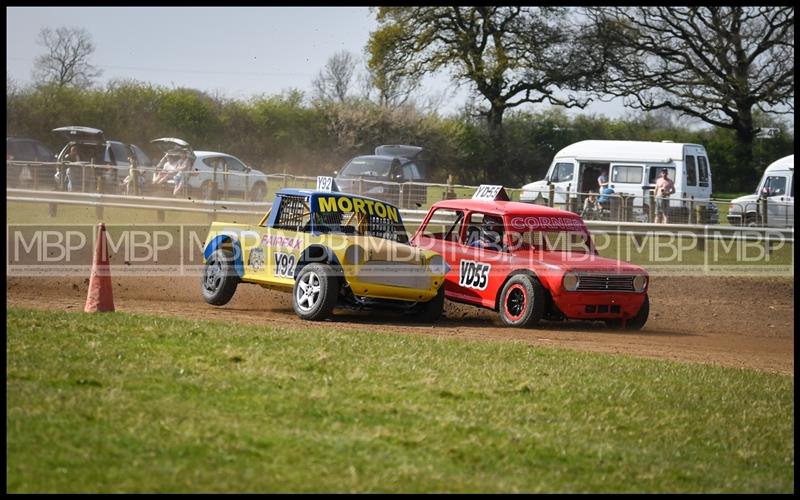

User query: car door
[224,156,249,195]
[401,161,425,207]
[609,163,645,209]
[761,174,791,227]
[452,211,511,309]
[412,208,466,300]
[548,161,576,206]
[683,145,708,201]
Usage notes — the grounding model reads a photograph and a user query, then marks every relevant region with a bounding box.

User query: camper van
[520,140,716,222]
[727,154,794,228]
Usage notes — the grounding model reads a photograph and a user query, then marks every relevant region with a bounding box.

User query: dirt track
[6,274,794,375]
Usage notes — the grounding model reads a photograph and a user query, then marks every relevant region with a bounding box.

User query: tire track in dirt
[6,275,794,375]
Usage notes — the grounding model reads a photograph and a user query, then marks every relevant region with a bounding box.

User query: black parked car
[6,137,57,188]
[334,145,428,208]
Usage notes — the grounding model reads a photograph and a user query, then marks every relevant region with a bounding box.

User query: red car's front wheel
[498,275,545,328]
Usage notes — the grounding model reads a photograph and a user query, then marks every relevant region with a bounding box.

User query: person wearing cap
[654,168,676,224]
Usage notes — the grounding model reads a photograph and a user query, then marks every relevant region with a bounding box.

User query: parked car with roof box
[727,154,794,227]
[334,144,428,208]
[520,140,718,224]
[52,126,152,193]
[150,137,268,200]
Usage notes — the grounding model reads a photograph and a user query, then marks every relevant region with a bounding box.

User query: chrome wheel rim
[204,256,223,293]
[296,271,321,312]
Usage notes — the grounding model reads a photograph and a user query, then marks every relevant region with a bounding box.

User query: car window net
[274,195,310,231]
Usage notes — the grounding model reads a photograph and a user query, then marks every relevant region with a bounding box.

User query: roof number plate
[473,184,509,201]
[316,176,337,192]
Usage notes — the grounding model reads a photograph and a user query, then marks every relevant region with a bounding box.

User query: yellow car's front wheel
[202,249,239,306]
[292,263,339,321]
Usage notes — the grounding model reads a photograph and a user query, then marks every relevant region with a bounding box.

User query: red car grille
[576,274,636,292]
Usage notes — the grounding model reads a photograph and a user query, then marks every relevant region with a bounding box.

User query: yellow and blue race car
[201,184,448,321]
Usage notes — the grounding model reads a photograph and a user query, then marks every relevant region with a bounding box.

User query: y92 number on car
[274,252,296,278]
[459,259,491,290]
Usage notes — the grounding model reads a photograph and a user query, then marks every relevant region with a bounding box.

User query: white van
[520,140,716,222]
[727,155,793,227]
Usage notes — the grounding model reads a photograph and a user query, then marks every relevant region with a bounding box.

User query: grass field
[7,307,794,493]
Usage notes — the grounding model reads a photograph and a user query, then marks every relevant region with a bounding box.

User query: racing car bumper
[551,292,647,320]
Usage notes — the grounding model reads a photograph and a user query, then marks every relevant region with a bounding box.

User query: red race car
[410,186,649,329]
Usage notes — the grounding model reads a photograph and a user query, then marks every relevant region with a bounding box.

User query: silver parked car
[150,138,268,201]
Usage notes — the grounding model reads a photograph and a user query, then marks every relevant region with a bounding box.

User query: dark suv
[6,137,57,188]
[52,126,152,193]
[334,145,428,208]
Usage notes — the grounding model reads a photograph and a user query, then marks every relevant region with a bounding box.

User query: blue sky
[6,6,641,119]
[9,5,788,129]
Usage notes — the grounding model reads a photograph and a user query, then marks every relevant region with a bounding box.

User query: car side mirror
[244,166,251,172]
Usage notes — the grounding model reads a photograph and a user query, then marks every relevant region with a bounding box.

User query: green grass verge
[6,201,262,226]
[7,308,793,493]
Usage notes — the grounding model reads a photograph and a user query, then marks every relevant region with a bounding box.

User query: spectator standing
[56,145,82,191]
[598,169,609,190]
[654,169,676,224]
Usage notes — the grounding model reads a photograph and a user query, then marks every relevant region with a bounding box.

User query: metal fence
[6,160,794,228]
[7,189,794,249]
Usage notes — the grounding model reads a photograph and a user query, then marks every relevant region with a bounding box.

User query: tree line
[9,7,794,193]
[368,7,794,189]
[6,79,793,193]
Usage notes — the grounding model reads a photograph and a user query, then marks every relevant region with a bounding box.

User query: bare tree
[586,7,794,181]
[312,51,357,103]
[32,26,102,88]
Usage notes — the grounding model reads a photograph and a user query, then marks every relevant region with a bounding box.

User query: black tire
[625,294,649,330]
[292,263,339,321]
[411,285,445,323]
[498,275,545,327]
[201,249,239,306]
[745,213,758,227]
[249,182,267,202]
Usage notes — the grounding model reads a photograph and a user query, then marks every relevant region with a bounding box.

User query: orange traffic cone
[84,222,115,312]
